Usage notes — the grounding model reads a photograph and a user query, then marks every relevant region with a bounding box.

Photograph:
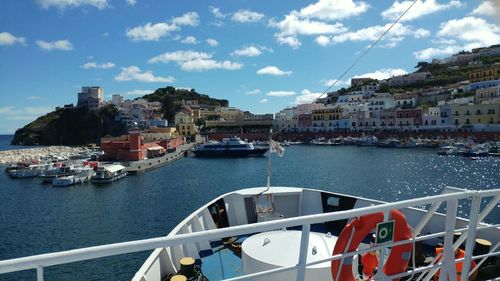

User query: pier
[123,143,193,174]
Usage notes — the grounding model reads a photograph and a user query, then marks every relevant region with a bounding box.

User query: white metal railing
[0,187,499,281]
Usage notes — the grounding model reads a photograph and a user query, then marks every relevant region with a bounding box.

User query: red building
[298,114,312,130]
[396,108,423,129]
[100,132,184,161]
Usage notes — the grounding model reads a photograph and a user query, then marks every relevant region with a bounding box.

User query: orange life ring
[331,210,413,281]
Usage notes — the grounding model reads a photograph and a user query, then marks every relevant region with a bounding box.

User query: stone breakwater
[0,146,95,164]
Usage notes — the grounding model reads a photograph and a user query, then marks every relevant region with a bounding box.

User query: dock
[124,144,193,174]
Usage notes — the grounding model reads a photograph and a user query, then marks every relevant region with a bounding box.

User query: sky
[0,0,499,134]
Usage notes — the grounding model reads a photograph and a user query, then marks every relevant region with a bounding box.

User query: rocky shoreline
[0,146,97,164]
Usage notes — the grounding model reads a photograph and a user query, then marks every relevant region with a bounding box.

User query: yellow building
[175,106,197,136]
[469,63,500,82]
[451,103,500,126]
[311,107,343,122]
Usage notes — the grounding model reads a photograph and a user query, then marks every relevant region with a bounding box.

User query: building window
[466,119,470,124]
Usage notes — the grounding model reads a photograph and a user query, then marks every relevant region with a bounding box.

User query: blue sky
[0,0,499,134]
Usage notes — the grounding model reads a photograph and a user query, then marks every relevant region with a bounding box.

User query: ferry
[91,164,127,184]
[193,137,268,157]
[0,186,498,281]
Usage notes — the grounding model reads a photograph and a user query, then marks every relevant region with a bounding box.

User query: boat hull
[92,172,127,184]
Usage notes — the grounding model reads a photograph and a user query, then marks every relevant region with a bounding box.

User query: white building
[77,86,104,109]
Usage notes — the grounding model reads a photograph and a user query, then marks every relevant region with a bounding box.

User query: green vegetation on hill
[11,105,127,145]
[142,86,228,121]
[12,86,229,146]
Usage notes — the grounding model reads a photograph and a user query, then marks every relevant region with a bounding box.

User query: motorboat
[193,137,268,157]
[91,164,127,184]
[39,164,79,183]
[52,167,95,187]
[7,162,50,178]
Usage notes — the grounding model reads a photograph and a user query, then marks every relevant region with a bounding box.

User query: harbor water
[0,145,499,281]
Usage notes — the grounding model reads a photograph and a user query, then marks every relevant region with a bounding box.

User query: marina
[0,145,498,280]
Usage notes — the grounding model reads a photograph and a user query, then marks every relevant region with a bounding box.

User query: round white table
[242,230,339,281]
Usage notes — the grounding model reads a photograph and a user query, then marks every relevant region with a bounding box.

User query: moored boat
[91,164,127,184]
[53,167,94,187]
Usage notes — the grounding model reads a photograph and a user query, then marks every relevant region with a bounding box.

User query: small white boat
[53,167,94,187]
[91,164,127,184]
[8,163,50,178]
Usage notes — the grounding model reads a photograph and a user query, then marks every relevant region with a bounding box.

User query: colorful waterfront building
[451,103,500,130]
[100,131,184,161]
[396,108,423,130]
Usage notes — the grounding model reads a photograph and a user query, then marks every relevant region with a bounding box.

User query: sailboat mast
[266,128,272,190]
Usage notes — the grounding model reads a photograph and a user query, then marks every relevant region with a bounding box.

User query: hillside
[11,105,127,145]
[11,86,228,145]
[142,86,228,121]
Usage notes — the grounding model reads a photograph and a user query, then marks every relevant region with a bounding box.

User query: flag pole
[266,128,272,191]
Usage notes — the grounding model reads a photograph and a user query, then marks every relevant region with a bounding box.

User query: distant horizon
[1,0,499,134]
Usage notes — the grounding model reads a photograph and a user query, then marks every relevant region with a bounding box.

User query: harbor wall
[206,131,500,141]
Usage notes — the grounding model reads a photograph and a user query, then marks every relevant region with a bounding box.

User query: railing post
[375,211,390,281]
[440,199,458,281]
[296,224,310,281]
[461,191,481,281]
[37,266,44,281]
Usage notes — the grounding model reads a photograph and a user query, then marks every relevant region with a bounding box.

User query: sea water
[0,145,499,280]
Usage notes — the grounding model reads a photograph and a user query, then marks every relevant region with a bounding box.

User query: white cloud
[126,0,136,6]
[315,35,330,46]
[116,89,154,96]
[245,89,262,95]
[470,1,499,17]
[231,46,262,57]
[148,50,212,64]
[126,22,178,41]
[0,106,54,120]
[37,0,108,10]
[206,38,219,46]
[321,78,351,87]
[354,68,408,80]
[209,6,226,19]
[275,34,302,49]
[36,39,73,51]
[329,23,429,47]
[413,46,462,60]
[26,96,41,100]
[181,36,198,44]
[413,17,500,60]
[148,50,242,72]
[269,11,348,48]
[0,32,26,46]
[257,66,292,76]
[269,13,347,36]
[381,0,463,22]
[295,89,322,104]
[81,61,115,69]
[180,59,242,72]
[266,91,296,97]
[231,9,265,23]
[437,17,500,46]
[115,66,175,83]
[172,12,199,26]
[298,0,369,21]
[259,98,268,103]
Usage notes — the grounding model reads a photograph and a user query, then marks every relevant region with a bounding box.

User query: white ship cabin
[94,164,125,179]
